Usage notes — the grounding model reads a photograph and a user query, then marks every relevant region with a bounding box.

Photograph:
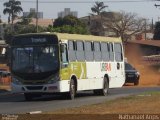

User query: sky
[1,0,160,24]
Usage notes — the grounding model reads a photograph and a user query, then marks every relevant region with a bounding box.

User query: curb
[26,111,42,114]
[0,90,11,96]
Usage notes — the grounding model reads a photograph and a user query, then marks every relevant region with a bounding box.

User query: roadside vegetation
[51,91,160,114]
[47,15,89,34]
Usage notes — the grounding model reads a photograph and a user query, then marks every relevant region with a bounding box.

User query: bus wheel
[93,77,109,96]
[100,77,109,96]
[134,79,139,86]
[24,93,33,101]
[69,79,76,100]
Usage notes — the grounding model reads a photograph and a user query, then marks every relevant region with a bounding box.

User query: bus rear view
[10,34,60,100]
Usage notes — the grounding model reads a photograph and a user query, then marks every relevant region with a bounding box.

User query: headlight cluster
[11,77,22,85]
[47,74,60,84]
[135,72,140,77]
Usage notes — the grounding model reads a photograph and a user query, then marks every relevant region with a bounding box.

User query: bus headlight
[47,75,60,84]
[12,77,22,85]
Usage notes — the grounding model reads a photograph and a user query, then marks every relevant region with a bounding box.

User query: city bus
[10,32,125,100]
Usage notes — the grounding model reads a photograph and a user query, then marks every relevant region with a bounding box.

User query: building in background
[58,8,78,18]
[30,18,54,27]
[23,8,43,19]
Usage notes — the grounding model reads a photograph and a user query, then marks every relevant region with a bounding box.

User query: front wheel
[70,79,76,99]
[64,79,76,100]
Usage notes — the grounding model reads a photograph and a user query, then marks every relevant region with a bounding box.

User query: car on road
[0,69,10,77]
[125,62,140,85]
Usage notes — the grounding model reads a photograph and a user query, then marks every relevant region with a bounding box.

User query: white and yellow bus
[10,33,125,100]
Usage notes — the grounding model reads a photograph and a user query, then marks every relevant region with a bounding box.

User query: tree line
[1,0,160,42]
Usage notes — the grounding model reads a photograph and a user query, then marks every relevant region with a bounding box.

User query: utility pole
[144,19,147,40]
[36,0,38,33]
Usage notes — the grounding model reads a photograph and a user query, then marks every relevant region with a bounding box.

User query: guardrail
[142,55,160,65]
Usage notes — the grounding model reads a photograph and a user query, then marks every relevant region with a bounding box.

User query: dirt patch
[125,44,160,86]
[139,66,160,86]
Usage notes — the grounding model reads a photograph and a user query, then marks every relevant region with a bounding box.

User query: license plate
[128,75,134,77]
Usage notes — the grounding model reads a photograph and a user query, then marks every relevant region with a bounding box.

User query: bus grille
[24,81,46,85]
[26,86,43,90]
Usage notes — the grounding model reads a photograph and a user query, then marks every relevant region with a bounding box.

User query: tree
[3,0,23,24]
[4,24,47,43]
[89,1,108,36]
[50,15,89,34]
[17,12,34,25]
[91,1,108,15]
[54,15,85,27]
[102,11,146,42]
[153,21,160,40]
[18,16,32,25]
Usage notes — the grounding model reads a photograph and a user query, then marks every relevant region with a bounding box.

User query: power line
[0,0,157,3]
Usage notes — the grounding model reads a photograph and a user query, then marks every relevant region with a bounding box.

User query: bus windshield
[12,45,59,74]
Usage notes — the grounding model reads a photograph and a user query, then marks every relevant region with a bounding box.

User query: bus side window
[84,41,94,61]
[68,40,76,61]
[109,43,114,61]
[101,42,110,61]
[114,43,123,62]
[93,42,101,61]
[61,44,68,64]
[76,41,85,61]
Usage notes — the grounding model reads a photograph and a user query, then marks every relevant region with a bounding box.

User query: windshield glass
[12,45,59,73]
[125,63,135,70]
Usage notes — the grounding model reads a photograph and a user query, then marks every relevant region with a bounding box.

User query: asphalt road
[0,86,159,114]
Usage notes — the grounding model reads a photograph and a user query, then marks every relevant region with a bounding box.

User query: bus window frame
[60,43,69,68]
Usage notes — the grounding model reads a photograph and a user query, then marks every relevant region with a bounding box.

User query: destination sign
[12,34,58,46]
[31,38,47,43]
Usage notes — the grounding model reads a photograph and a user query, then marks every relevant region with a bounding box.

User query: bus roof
[14,32,122,43]
[55,33,122,42]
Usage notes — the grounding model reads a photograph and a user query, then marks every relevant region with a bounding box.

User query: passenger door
[114,43,125,86]
[60,43,70,80]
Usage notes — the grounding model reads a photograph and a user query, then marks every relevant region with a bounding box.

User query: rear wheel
[100,77,109,96]
[94,77,109,96]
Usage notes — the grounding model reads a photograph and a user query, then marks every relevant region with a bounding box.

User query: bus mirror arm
[62,62,69,68]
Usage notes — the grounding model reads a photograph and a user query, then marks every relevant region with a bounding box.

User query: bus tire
[66,79,76,100]
[24,93,33,101]
[99,77,109,96]
[93,77,109,96]
[134,80,139,86]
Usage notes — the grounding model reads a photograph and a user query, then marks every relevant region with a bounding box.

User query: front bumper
[11,80,70,93]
